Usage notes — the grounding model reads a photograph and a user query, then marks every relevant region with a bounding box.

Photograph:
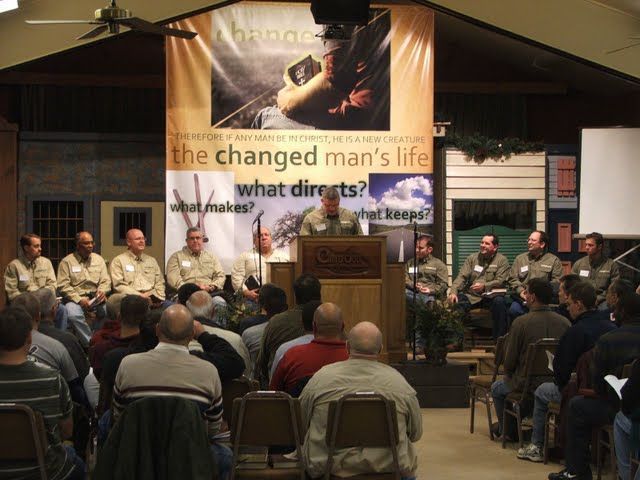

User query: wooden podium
[268,236,406,363]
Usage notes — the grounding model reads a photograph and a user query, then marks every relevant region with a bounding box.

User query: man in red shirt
[270,302,348,396]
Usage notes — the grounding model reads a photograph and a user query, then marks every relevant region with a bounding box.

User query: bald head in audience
[347,321,383,359]
[186,290,215,320]
[157,304,194,346]
[313,302,344,340]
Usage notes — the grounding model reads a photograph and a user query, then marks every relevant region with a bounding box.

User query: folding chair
[222,376,259,425]
[230,391,305,480]
[469,334,507,440]
[324,392,401,480]
[0,403,49,480]
[502,338,559,448]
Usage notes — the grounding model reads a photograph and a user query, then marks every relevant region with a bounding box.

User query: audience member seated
[0,307,85,479]
[109,228,166,308]
[33,288,89,381]
[549,293,640,480]
[185,289,249,380]
[605,278,635,324]
[300,321,422,479]
[90,295,122,348]
[112,304,231,478]
[270,302,347,396]
[508,230,563,321]
[614,355,640,480]
[270,300,320,380]
[98,310,163,415]
[230,226,289,302]
[491,279,570,442]
[571,232,620,311]
[556,274,581,323]
[256,273,322,386]
[518,281,617,463]
[237,283,287,334]
[89,295,148,381]
[12,292,85,405]
[57,231,111,347]
[448,233,510,339]
[241,285,288,375]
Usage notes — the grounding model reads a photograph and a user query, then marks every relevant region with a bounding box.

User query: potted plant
[409,299,464,366]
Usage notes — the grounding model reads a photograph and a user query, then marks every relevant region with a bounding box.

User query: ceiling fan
[25,0,197,40]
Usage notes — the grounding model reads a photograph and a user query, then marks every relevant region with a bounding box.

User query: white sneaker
[517,443,543,462]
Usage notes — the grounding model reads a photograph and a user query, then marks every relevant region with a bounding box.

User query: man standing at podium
[300,186,362,236]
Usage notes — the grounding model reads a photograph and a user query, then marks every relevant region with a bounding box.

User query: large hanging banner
[166,2,434,270]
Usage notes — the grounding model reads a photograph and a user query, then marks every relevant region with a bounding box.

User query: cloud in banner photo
[210,3,391,131]
[367,173,434,263]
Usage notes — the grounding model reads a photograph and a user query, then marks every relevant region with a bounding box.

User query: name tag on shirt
[181,260,191,268]
[125,264,135,272]
[579,269,589,277]
[316,223,326,232]
[19,274,29,281]
[473,265,483,273]
[520,265,529,273]
[71,266,82,273]
[340,221,351,227]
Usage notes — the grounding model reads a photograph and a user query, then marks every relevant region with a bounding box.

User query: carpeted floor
[413,403,615,480]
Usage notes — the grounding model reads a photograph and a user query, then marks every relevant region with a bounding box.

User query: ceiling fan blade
[606,41,640,54]
[26,20,100,24]
[118,17,197,39]
[77,24,109,40]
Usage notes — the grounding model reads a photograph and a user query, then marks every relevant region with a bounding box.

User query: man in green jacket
[448,233,510,339]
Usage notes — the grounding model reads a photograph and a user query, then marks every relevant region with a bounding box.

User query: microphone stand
[256,217,263,289]
[412,221,418,360]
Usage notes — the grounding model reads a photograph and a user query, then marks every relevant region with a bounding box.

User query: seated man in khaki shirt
[4,233,67,329]
[166,227,227,315]
[109,228,166,307]
[57,231,112,346]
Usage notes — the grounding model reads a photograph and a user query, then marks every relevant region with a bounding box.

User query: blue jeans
[63,444,86,480]
[531,382,561,447]
[614,411,640,480]
[508,300,528,323]
[405,289,435,348]
[457,293,509,339]
[252,105,316,130]
[491,378,512,435]
[211,442,232,480]
[55,304,69,331]
[65,302,106,347]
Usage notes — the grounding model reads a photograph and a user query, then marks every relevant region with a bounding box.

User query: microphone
[252,209,264,224]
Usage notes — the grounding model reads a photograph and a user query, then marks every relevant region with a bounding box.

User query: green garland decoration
[443,134,544,164]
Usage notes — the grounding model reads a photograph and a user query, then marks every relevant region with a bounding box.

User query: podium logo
[315,247,369,275]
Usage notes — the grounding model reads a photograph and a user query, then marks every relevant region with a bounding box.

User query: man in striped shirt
[0,306,84,480]
[112,304,229,477]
